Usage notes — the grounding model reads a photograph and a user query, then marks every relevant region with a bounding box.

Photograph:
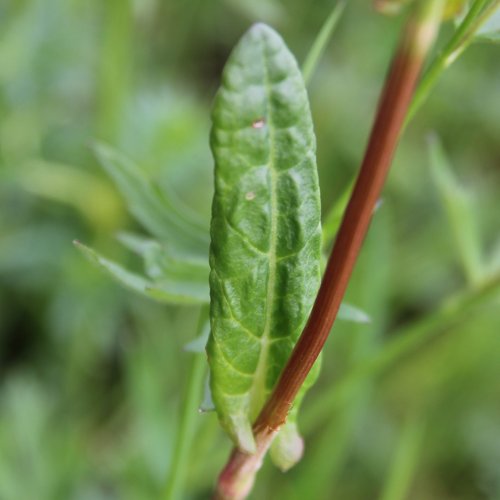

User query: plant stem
[164,308,208,500]
[97,0,133,140]
[254,0,444,443]
[302,270,500,430]
[324,1,499,248]
[214,1,445,498]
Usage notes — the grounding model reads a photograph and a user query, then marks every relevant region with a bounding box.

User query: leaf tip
[338,303,372,324]
[73,240,98,264]
[246,22,282,45]
[248,22,275,36]
[73,239,88,253]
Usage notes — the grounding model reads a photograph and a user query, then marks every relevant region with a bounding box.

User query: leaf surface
[207,23,322,460]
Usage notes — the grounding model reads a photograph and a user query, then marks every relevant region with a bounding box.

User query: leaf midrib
[248,39,278,418]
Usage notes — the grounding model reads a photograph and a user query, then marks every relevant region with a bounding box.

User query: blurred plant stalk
[407,0,500,123]
[302,268,500,430]
[164,308,208,500]
[214,1,445,498]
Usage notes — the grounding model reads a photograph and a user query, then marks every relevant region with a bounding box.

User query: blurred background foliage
[0,1,499,499]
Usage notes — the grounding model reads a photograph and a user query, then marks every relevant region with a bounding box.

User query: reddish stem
[215,2,444,498]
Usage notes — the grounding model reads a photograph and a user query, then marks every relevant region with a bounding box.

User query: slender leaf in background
[118,232,370,322]
[428,134,483,285]
[301,0,346,86]
[76,231,365,323]
[474,1,500,41]
[322,180,384,251]
[380,415,426,500]
[302,269,500,431]
[487,237,500,274]
[73,241,206,304]
[321,178,354,248]
[407,0,500,123]
[224,0,285,24]
[117,232,210,300]
[184,329,211,354]
[338,302,371,323]
[16,159,124,231]
[164,308,208,500]
[93,143,209,256]
[207,23,322,468]
[199,376,216,412]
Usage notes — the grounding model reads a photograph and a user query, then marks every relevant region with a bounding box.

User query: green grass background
[0,1,499,499]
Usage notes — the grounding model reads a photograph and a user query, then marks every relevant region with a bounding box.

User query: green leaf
[380,416,426,500]
[164,308,208,500]
[301,0,345,86]
[322,178,354,249]
[199,376,216,413]
[207,23,322,463]
[117,232,210,303]
[115,231,367,320]
[454,1,500,43]
[475,4,500,42]
[338,303,371,324]
[184,319,211,353]
[74,241,205,304]
[428,135,483,285]
[269,421,304,472]
[322,177,384,253]
[487,236,500,274]
[93,142,209,257]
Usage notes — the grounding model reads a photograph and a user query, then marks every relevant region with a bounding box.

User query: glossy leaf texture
[207,23,322,465]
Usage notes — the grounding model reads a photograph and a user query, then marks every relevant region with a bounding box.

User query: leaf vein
[212,270,262,342]
[246,39,280,416]
[222,212,269,256]
[212,334,255,378]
